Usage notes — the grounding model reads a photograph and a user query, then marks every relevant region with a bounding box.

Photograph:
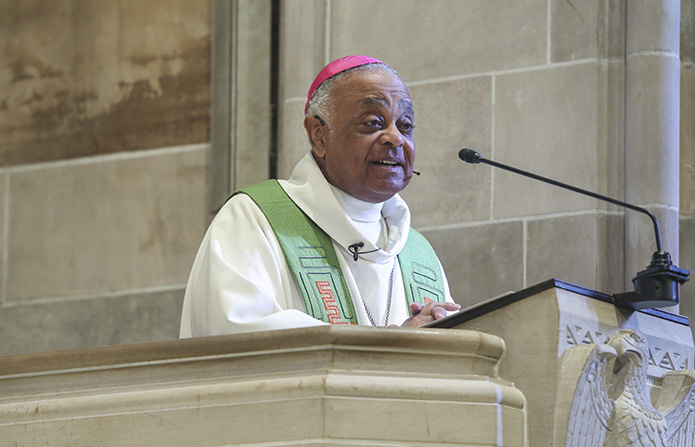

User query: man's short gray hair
[305,63,404,126]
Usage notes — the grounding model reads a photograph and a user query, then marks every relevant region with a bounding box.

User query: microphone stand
[458,148,689,310]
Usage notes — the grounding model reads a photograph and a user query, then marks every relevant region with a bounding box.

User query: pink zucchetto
[305,55,386,114]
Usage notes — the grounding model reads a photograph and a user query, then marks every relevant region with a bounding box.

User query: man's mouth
[373,160,400,167]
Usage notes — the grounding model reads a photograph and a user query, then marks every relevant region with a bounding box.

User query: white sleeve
[439,259,454,303]
[179,194,327,338]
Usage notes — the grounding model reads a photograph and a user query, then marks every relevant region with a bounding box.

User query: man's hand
[394,301,461,328]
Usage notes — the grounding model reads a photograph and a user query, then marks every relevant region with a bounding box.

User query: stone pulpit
[0,325,527,446]
[432,279,695,447]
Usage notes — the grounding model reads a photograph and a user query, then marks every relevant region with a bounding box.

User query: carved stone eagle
[565,329,695,447]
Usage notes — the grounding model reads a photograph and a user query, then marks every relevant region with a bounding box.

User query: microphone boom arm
[459,148,662,252]
[457,148,689,310]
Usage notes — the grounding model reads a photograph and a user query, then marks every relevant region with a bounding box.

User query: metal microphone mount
[458,148,689,310]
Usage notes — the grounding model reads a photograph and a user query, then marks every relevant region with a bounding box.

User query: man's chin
[357,182,409,203]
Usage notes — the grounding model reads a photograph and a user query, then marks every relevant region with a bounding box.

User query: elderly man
[180,55,459,337]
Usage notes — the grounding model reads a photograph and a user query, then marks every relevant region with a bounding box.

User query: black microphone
[348,242,364,261]
[457,148,690,310]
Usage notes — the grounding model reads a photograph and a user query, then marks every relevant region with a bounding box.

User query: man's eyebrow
[358,97,414,115]
[359,97,388,109]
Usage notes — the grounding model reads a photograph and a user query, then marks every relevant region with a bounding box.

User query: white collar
[278,152,411,264]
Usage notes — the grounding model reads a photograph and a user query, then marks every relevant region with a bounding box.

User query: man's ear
[303,116,327,158]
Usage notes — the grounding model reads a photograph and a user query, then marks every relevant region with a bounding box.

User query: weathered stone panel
[6,147,207,302]
[0,0,210,166]
[330,0,547,82]
[0,288,184,356]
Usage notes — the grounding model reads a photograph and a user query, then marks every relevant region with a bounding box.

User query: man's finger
[432,306,447,320]
[431,303,461,319]
[409,302,424,314]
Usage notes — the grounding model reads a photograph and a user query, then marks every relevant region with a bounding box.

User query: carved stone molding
[564,329,695,446]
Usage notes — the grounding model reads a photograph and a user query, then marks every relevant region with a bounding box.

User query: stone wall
[0,1,210,355]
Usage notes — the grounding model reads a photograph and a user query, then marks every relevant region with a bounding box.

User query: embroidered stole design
[235,180,445,325]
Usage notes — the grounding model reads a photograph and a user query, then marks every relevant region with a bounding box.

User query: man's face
[307,70,415,203]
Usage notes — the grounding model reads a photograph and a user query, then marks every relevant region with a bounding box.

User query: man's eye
[399,122,415,133]
[365,119,382,128]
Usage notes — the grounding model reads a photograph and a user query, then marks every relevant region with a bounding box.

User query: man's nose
[380,122,404,148]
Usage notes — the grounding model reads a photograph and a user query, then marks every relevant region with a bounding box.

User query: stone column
[624,0,682,301]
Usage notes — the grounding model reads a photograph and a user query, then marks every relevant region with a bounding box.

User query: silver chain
[360,260,396,327]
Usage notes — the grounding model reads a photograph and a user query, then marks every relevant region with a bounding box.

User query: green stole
[235,180,446,325]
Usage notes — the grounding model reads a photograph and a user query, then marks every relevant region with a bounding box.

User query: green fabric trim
[234,180,446,324]
[399,229,446,306]
[236,180,357,324]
